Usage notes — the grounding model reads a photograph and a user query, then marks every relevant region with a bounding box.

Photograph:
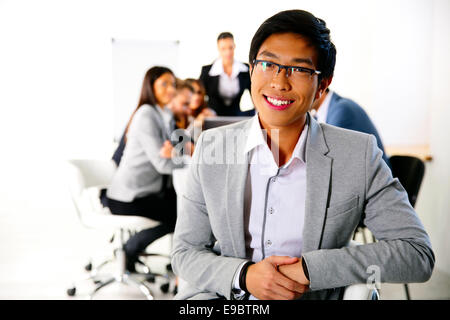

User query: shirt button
[269,207,274,214]
[266,240,272,246]
[271,177,276,183]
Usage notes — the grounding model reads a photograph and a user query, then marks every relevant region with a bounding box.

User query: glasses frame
[252,59,321,78]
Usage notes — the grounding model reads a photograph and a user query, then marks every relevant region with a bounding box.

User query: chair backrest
[66,159,117,228]
[67,159,116,197]
[389,155,425,208]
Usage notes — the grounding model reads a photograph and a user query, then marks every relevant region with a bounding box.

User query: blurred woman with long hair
[101,66,183,271]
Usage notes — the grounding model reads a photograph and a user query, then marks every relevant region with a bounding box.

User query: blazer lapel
[302,114,333,253]
[224,120,252,258]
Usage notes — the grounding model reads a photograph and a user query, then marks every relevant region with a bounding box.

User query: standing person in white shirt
[200,32,254,117]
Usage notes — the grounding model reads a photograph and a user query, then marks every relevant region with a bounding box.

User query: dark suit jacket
[326,92,391,168]
[199,62,253,117]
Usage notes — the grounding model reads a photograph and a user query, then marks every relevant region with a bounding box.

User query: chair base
[89,273,155,300]
[67,229,175,300]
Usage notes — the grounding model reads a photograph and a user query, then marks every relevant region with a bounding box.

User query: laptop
[202,116,252,131]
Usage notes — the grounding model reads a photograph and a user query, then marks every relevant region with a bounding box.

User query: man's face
[250,32,327,129]
[217,38,235,64]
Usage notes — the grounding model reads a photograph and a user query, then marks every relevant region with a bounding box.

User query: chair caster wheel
[84,262,92,272]
[144,274,156,283]
[173,285,178,295]
[160,283,170,293]
[67,287,76,296]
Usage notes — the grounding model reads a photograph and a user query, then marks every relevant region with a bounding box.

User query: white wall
[0,0,448,276]
[415,0,450,275]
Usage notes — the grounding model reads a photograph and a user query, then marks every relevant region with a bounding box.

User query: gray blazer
[107,105,183,202]
[171,114,434,300]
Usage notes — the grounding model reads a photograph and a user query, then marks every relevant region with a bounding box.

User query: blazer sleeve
[171,132,247,299]
[199,65,209,89]
[129,107,183,174]
[302,135,434,291]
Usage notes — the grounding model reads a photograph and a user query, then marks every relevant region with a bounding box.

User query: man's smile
[263,94,295,110]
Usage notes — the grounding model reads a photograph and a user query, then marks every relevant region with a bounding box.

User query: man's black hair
[249,10,336,79]
[217,32,234,42]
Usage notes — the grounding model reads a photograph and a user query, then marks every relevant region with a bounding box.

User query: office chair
[389,155,426,300]
[389,156,425,208]
[65,159,175,299]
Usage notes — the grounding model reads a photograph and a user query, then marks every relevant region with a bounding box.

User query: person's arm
[199,66,209,93]
[129,107,183,174]
[301,135,434,291]
[171,132,247,299]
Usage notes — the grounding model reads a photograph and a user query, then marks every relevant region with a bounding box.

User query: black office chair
[389,155,425,207]
[390,155,426,300]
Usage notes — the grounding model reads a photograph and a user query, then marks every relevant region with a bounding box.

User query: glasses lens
[257,61,275,74]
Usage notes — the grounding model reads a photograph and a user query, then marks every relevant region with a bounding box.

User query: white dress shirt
[233,114,309,299]
[208,58,248,106]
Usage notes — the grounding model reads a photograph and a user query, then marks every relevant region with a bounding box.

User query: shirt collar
[209,58,249,78]
[315,90,334,123]
[244,113,309,164]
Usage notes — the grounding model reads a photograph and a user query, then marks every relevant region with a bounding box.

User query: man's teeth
[267,96,292,106]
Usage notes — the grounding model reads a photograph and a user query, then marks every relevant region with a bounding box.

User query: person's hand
[159,140,174,159]
[185,141,194,156]
[245,256,309,300]
[278,257,311,286]
[195,113,206,124]
[201,108,216,118]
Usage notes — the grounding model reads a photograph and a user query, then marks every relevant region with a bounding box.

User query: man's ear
[315,76,333,100]
[249,64,253,77]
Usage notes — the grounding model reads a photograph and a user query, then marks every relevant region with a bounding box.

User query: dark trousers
[100,188,177,262]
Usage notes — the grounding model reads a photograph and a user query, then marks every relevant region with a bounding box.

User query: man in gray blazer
[171,9,434,300]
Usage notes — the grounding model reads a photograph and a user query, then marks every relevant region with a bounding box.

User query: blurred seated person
[112,79,195,166]
[184,78,216,142]
[167,79,195,130]
[200,32,254,117]
[311,88,391,169]
[100,66,190,272]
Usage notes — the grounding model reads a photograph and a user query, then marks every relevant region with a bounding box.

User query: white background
[0,0,449,290]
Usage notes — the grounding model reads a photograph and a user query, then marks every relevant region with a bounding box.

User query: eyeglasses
[252,59,321,80]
